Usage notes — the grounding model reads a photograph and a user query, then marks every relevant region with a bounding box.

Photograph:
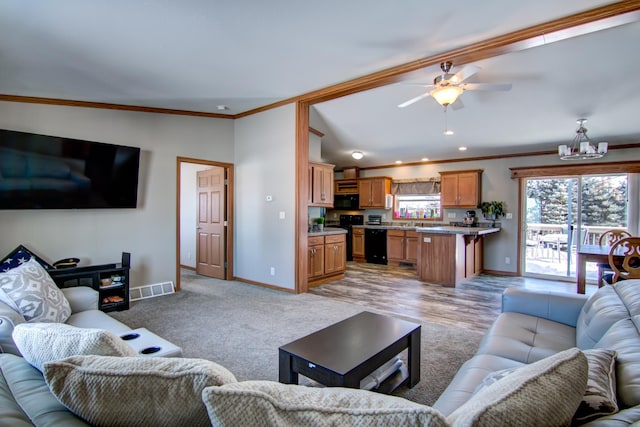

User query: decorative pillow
[574,348,618,424]
[44,355,238,427]
[447,348,588,427]
[202,380,449,427]
[12,323,138,372]
[0,257,71,323]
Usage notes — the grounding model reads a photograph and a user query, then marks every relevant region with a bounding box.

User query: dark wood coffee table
[278,311,420,393]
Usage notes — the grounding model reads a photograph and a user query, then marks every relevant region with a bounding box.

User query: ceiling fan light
[431,86,463,106]
[351,151,364,160]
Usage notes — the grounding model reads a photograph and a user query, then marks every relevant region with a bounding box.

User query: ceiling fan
[397,61,512,110]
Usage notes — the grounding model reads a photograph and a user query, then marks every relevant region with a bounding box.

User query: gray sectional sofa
[2,277,640,425]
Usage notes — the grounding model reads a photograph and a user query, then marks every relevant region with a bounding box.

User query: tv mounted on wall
[0,129,141,209]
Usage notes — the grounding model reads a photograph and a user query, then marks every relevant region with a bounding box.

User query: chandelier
[558,119,608,160]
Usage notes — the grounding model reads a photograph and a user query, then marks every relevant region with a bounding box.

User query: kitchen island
[415,226,500,287]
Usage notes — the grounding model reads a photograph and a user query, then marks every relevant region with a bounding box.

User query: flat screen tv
[0,129,140,209]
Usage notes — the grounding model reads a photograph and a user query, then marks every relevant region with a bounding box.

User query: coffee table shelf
[279,311,420,393]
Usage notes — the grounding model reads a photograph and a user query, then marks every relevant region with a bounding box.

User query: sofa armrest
[502,288,588,327]
[61,287,99,313]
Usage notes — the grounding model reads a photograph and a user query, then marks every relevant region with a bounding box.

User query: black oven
[334,194,359,210]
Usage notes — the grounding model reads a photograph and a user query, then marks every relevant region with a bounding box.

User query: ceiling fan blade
[449,65,480,84]
[462,83,512,91]
[398,92,431,108]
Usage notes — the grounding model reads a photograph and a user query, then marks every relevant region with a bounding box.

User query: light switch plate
[279,211,285,219]
[506,213,513,219]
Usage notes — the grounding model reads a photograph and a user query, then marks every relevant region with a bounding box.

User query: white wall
[361,147,640,273]
[0,101,234,287]
[179,162,213,268]
[233,104,296,289]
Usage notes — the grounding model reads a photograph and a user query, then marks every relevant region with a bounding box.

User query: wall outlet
[447,212,456,219]
[505,257,511,265]
[382,214,386,220]
[270,267,275,276]
[505,213,513,220]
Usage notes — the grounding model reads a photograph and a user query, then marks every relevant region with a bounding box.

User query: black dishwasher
[365,228,387,265]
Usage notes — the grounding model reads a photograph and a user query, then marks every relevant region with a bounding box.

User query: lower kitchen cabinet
[352,228,365,262]
[308,234,347,286]
[417,233,484,286]
[387,229,418,267]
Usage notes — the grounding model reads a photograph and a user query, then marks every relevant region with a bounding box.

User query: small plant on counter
[315,217,325,231]
[480,201,505,226]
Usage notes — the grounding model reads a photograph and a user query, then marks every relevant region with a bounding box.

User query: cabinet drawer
[387,229,405,237]
[325,234,345,244]
[308,236,325,246]
[353,228,364,235]
[405,230,418,238]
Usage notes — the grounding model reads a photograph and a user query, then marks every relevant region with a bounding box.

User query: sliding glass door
[523,174,628,282]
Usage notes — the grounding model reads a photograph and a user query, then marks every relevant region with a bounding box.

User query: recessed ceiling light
[395,160,403,164]
[421,158,429,162]
[444,129,454,136]
[351,151,364,160]
[458,146,467,151]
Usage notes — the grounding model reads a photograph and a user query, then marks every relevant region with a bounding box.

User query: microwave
[334,194,360,210]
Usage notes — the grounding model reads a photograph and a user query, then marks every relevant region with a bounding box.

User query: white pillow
[202,380,449,427]
[0,257,71,323]
[44,355,238,427]
[447,347,588,427]
[12,323,138,372]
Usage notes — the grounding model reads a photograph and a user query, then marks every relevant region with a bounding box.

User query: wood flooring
[308,262,598,333]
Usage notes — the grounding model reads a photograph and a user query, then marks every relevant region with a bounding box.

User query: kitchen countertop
[308,227,348,236]
[415,226,501,236]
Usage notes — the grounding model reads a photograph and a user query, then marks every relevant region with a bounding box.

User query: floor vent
[130,282,175,301]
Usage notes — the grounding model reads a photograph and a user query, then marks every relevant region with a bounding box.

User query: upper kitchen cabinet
[359,177,391,209]
[439,170,482,208]
[309,162,335,207]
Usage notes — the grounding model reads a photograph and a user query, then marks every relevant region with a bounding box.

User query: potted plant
[315,217,325,232]
[480,201,505,226]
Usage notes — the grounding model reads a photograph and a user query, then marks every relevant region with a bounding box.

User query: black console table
[49,252,130,312]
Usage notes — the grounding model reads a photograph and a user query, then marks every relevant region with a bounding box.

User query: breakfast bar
[415,226,500,286]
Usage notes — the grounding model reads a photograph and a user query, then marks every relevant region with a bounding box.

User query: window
[394,194,441,219]
[390,179,441,220]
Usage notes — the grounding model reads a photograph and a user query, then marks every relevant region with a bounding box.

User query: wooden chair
[598,229,632,286]
[608,237,640,283]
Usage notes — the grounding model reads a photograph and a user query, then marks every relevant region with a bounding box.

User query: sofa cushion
[0,258,71,323]
[44,355,237,427]
[446,348,588,427]
[202,380,449,427]
[12,323,137,372]
[593,316,640,408]
[475,312,576,364]
[0,353,88,426]
[574,348,618,424]
[576,283,633,349]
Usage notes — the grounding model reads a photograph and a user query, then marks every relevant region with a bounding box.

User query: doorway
[176,157,234,291]
[523,173,628,282]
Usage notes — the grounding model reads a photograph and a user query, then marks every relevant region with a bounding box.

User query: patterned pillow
[447,348,588,427]
[202,380,449,427]
[44,355,238,427]
[12,323,138,372]
[574,349,618,423]
[0,257,71,322]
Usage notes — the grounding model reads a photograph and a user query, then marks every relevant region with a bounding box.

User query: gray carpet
[110,275,483,406]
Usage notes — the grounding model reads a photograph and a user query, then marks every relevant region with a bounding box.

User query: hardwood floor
[308,262,598,333]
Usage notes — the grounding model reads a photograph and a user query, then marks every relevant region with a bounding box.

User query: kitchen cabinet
[309,162,334,207]
[417,232,485,286]
[334,179,359,194]
[439,170,482,208]
[308,234,347,286]
[387,229,418,267]
[358,177,391,209]
[352,228,365,262]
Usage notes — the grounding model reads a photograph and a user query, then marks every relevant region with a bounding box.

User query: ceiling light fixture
[458,146,467,151]
[558,118,608,160]
[430,86,463,108]
[351,151,364,160]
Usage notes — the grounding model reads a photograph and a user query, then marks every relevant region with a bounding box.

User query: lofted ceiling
[1,1,639,169]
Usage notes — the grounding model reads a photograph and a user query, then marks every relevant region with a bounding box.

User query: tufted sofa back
[576,280,640,408]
